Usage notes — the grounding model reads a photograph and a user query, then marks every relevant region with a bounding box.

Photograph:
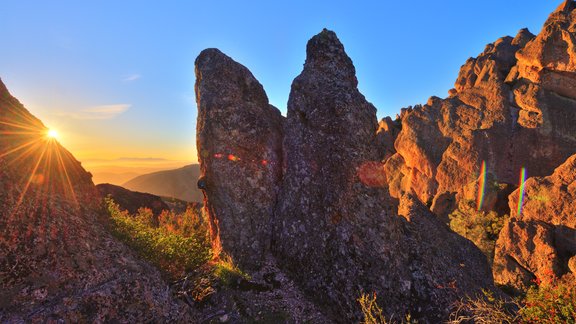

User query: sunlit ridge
[1,119,80,221]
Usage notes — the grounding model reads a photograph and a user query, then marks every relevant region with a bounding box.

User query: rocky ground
[1,1,575,323]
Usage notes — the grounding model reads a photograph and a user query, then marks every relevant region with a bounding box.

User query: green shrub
[520,281,576,323]
[212,254,250,286]
[449,202,507,263]
[105,197,212,278]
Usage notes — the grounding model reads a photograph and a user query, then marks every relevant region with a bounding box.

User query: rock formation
[196,30,493,322]
[494,154,576,291]
[380,1,576,222]
[0,79,192,322]
[195,48,284,269]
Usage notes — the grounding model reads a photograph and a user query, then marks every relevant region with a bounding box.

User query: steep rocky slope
[494,154,576,291]
[381,1,576,221]
[123,164,203,202]
[195,30,493,322]
[0,79,192,322]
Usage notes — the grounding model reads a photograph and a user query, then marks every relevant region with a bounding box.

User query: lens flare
[476,161,487,211]
[517,167,527,216]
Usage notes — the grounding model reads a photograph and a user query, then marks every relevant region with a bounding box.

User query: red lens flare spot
[214,153,223,159]
[228,154,240,162]
[261,160,268,166]
[32,174,45,185]
[357,161,387,187]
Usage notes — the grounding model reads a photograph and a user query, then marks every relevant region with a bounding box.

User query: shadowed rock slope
[195,30,493,322]
[0,79,193,322]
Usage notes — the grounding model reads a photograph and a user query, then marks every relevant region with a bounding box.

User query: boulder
[195,49,284,269]
[272,29,493,321]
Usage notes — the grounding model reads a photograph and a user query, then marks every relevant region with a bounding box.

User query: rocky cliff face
[195,1,576,320]
[196,30,493,322]
[382,1,576,221]
[0,79,192,322]
[494,154,576,291]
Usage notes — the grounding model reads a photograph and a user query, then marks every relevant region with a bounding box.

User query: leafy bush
[105,197,212,278]
[520,280,576,323]
[449,201,507,263]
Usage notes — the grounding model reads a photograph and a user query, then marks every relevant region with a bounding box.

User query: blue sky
[0,1,559,163]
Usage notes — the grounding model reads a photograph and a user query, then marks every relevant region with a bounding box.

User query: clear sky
[0,1,559,167]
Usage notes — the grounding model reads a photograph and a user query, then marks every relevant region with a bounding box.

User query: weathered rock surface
[384,1,576,224]
[195,49,284,269]
[97,183,169,218]
[0,79,193,322]
[273,30,493,321]
[494,154,576,290]
[195,1,576,319]
[196,30,494,322]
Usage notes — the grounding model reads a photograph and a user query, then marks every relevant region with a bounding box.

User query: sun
[47,129,59,139]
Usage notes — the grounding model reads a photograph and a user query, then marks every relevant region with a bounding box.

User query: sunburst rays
[1,117,81,221]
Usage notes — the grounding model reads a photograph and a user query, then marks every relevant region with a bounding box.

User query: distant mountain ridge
[123,164,202,202]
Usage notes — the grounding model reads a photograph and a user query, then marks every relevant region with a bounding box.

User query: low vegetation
[105,197,212,278]
[358,292,416,324]
[361,278,575,323]
[448,201,508,263]
[105,196,249,302]
[358,292,387,324]
[450,279,576,323]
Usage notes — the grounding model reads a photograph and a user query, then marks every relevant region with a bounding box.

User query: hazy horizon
[0,1,559,178]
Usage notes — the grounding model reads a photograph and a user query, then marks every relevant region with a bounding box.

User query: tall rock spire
[195,48,284,269]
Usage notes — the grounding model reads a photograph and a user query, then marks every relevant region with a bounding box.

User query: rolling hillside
[122,164,202,202]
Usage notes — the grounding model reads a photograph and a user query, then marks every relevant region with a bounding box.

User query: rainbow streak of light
[517,167,527,216]
[476,161,487,211]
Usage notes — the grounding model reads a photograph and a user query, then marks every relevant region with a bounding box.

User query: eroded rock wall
[494,154,576,291]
